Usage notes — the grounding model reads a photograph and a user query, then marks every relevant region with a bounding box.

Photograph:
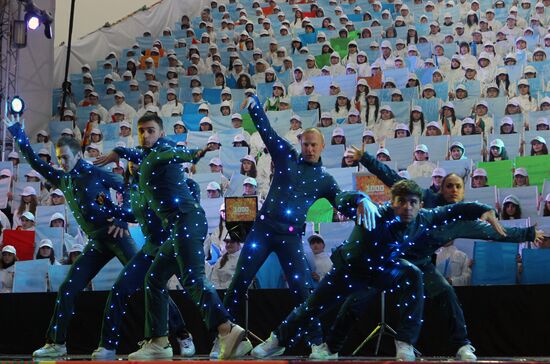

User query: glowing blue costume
[223,97,342,346]
[355,151,489,349]
[324,220,536,353]
[273,193,495,348]
[113,139,231,338]
[97,172,200,350]
[8,122,138,344]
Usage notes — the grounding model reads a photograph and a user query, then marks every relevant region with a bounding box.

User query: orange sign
[225,197,258,222]
[354,173,391,204]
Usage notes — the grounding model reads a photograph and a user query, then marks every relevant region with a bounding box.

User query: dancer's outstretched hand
[356,197,381,231]
[349,145,364,162]
[2,103,24,128]
[480,210,507,237]
[533,228,545,247]
[94,151,119,166]
[240,95,261,110]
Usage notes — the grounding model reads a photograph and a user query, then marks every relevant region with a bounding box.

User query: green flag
[315,54,331,68]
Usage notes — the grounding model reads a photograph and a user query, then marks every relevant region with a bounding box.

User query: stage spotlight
[24,9,40,30]
[21,1,53,39]
[9,96,25,116]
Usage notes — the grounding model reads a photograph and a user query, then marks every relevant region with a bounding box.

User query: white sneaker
[127,340,173,360]
[234,338,253,357]
[209,337,220,359]
[218,324,246,359]
[251,333,285,358]
[310,343,338,360]
[395,340,415,361]
[457,344,477,361]
[177,335,195,357]
[32,343,67,358]
[91,347,116,360]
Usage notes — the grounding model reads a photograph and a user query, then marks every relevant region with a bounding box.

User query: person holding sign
[225,95,380,357]
[4,115,137,358]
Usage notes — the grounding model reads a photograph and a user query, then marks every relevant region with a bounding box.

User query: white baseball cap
[39,239,53,249]
[514,167,528,177]
[49,212,65,224]
[21,186,37,196]
[432,167,446,177]
[207,181,221,191]
[415,144,429,153]
[209,157,222,166]
[1,245,16,254]
[21,211,35,221]
[243,177,257,186]
[472,168,487,177]
[69,244,84,253]
[240,155,256,164]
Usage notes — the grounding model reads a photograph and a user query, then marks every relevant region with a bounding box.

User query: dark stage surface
[1,286,550,358]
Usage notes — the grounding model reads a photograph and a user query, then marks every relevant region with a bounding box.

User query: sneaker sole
[33,352,67,358]
[127,353,173,361]
[181,350,196,357]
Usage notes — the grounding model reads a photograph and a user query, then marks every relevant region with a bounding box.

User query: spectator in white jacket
[287,67,307,96]
[406,144,437,178]
[307,234,333,283]
[209,236,242,289]
[436,242,472,286]
[160,89,183,117]
[108,92,136,121]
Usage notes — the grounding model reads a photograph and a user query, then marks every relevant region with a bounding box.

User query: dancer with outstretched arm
[4,115,137,358]
[251,179,529,361]
[95,112,246,360]
[222,96,380,358]
[90,159,200,359]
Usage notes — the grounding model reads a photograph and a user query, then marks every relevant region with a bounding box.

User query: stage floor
[3,356,550,363]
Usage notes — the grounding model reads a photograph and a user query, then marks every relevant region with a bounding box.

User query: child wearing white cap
[501,194,522,220]
[0,245,17,293]
[488,138,509,161]
[406,144,437,178]
[137,91,160,119]
[239,155,257,178]
[513,167,530,187]
[108,91,137,121]
[471,168,488,188]
[283,114,303,146]
[372,104,397,142]
[472,100,494,138]
[36,239,60,265]
[13,186,37,230]
[160,88,183,117]
[16,211,35,231]
[530,136,548,156]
